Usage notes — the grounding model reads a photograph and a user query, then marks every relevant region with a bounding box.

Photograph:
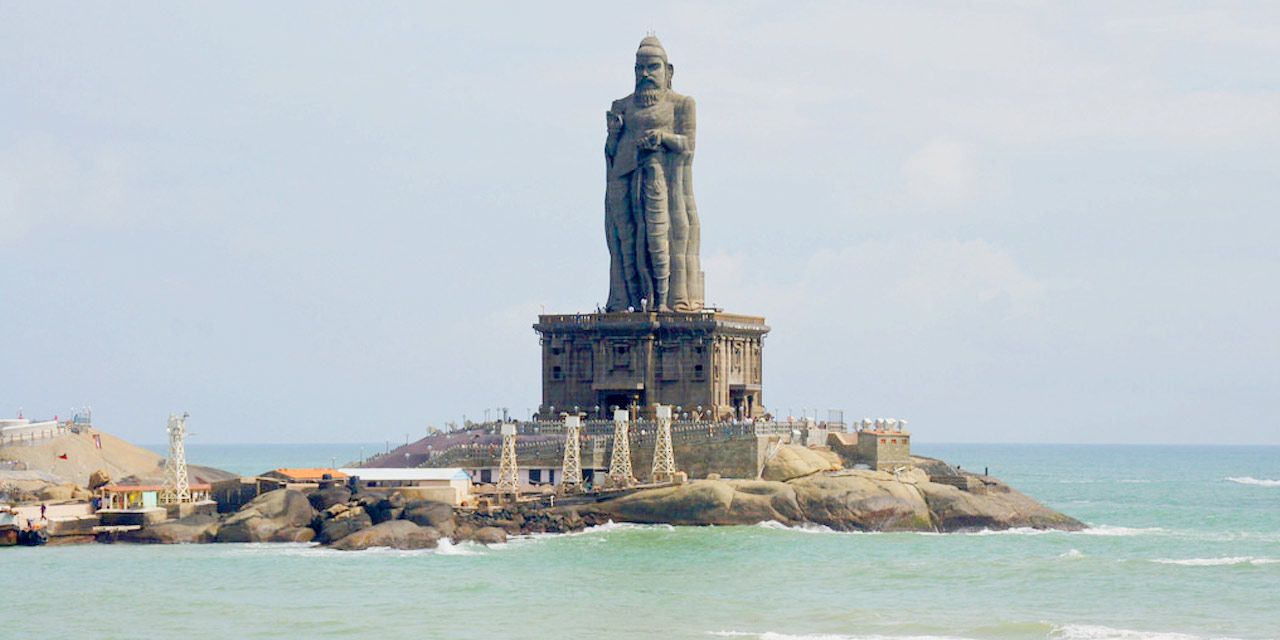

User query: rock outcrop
[596,462,1084,532]
[215,489,316,543]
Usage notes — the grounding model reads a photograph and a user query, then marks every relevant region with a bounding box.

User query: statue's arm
[605,100,624,163]
[661,96,696,154]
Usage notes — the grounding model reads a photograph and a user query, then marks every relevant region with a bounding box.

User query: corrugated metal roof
[338,467,470,482]
[269,468,349,480]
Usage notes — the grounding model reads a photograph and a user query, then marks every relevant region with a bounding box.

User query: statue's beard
[635,83,665,107]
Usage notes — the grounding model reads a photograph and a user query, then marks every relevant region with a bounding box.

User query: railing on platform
[413,418,854,467]
[0,423,70,446]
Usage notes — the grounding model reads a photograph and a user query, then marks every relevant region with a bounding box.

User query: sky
[2,2,1277,445]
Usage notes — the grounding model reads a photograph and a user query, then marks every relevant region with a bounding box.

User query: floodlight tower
[651,405,676,483]
[161,412,192,504]
[496,422,520,502]
[561,414,582,491]
[608,408,634,487]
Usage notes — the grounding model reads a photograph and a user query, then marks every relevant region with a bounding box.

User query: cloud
[0,134,137,244]
[900,138,980,210]
[712,236,1047,321]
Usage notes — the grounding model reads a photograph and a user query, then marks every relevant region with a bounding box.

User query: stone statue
[605,36,704,313]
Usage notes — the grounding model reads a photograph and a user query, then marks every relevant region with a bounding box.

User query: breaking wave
[1225,476,1280,487]
[708,624,1254,640]
[1150,556,1280,566]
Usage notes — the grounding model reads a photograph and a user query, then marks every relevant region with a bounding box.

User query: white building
[338,467,473,505]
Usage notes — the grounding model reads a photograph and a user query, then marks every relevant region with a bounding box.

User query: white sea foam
[709,632,968,640]
[1150,556,1280,566]
[433,538,484,556]
[1074,525,1165,537]
[1051,623,1250,640]
[1059,548,1085,559]
[1225,476,1280,487]
[963,526,1055,536]
[756,520,843,534]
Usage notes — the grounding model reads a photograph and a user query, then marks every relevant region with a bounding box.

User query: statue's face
[635,54,667,92]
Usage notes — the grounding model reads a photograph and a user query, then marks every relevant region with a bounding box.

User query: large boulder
[403,500,457,538]
[788,472,933,531]
[761,445,841,482]
[329,520,440,551]
[38,484,77,502]
[917,477,1085,532]
[598,479,802,526]
[470,526,507,545]
[317,507,373,544]
[215,489,316,543]
[120,513,221,544]
[308,487,352,512]
[270,526,317,543]
[88,470,112,490]
[357,492,405,524]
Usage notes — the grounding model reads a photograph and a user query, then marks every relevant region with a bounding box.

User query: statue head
[634,35,673,105]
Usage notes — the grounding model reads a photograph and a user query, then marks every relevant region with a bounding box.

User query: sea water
[4,444,1277,640]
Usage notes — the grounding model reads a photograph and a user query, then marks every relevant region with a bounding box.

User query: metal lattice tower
[496,422,519,501]
[561,414,582,490]
[161,412,191,505]
[608,409,634,487]
[651,405,676,483]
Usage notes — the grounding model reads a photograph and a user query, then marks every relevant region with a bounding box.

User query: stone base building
[534,311,769,420]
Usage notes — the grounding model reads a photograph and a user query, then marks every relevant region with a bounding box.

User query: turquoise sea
[5,444,1278,640]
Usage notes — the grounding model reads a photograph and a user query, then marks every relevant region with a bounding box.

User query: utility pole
[496,422,519,502]
[561,414,582,491]
[161,412,191,505]
[651,404,676,483]
[608,408,634,488]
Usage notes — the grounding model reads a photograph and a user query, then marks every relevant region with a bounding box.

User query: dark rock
[308,487,352,512]
[318,510,373,544]
[402,500,457,538]
[330,520,440,550]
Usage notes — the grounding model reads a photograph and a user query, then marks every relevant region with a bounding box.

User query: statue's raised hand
[638,130,665,150]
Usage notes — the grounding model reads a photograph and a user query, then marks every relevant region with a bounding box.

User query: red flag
[58,454,68,460]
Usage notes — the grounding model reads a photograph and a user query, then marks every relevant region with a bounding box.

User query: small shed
[338,467,472,505]
[98,483,212,510]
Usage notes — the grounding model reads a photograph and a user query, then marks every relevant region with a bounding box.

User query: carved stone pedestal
[534,311,769,421]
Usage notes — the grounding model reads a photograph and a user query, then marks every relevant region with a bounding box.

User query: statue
[604,36,704,313]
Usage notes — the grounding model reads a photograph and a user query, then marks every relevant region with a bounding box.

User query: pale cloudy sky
[3,2,1277,444]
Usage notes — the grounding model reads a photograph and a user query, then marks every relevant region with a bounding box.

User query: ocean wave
[1150,556,1280,566]
[1059,548,1085,559]
[1074,525,1165,537]
[709,625,1254,640]
[709,632,968,640]
[1225,476,1280,487]
[433,539,485,556]
[1051,623,1251,640]
[756,520,842,534]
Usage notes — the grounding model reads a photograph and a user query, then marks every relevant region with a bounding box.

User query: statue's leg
[605,177,636,311]
[630,172,652,309]
[642,162,671,311]
[667,166,690,310]
[683,166,704,305]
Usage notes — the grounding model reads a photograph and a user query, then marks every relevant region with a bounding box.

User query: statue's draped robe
[605,91,703,312]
